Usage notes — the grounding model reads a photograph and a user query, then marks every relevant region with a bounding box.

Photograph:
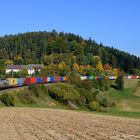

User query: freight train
[0,76,140,89]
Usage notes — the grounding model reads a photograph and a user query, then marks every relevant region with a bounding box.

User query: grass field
[104,79,140,118]
[0,79,140,119]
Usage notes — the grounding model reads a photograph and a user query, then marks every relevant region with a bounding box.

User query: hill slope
[107,79,140,113]
[0,31,140,73]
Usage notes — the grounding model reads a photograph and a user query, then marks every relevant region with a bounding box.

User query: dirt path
[0,108,139,140]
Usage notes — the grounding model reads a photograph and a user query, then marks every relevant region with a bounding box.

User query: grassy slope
[0,80,140,118]
[104,79,140,118]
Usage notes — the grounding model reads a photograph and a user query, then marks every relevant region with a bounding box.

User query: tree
[57,61,68,76]
[115,75,124,90]
[92,56,102,66]
[104,63,111,71]
[14,56,24,65]
[96,62,104,73]
[72,63,79,73]
[4,60,13,65]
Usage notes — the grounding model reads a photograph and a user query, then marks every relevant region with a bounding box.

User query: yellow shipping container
[7,78,18,86]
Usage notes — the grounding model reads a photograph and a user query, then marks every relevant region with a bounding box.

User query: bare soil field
[0,108,139,140]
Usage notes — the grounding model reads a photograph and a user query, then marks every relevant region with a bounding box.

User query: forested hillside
[0,30,140,75]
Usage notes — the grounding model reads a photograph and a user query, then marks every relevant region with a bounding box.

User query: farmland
[0,108,140,140]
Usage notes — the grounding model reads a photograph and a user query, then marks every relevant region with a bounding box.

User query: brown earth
[0,108,140,140]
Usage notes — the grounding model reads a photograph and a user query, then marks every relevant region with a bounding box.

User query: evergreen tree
[115,75,124,90]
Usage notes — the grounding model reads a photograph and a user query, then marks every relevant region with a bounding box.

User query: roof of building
[6,64,44,70]
[6,65,23,70]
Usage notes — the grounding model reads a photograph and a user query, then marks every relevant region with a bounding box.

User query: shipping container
[17,78,24,86]
[131,76,137,79]
[60,76,63,81]
[0,79,9,88]
[7,78,18,86]
[63,77,67,82]
[36,77,42,83]
[50,77,55,82]
[89,76,93,80]
[47,77,51,82]
[96,76,99,80]
[31,77,36,84]
[80,76,87,80]
[42,77,47,83]
[54,76,60,82]
[98,76,103,80]
[24,77,31,85]
[86,76,90,79]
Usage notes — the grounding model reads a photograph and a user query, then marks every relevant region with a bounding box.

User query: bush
[28,85,40,97]
[115,75,124,90]
[90,88,100,99]
[89,101,99,111]
[78,79,93,90]
[68,72,81,85]
[17,90,35,104]
[77,88,93,105]
[0,93,14,106]
[92,79,100,89]
[96,93,115,107]
[48,83,80,102]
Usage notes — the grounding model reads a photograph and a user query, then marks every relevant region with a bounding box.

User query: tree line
[0,30,140,77]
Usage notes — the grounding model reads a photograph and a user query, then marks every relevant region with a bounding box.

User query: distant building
[6,65,22,73]
[6,64,44,75]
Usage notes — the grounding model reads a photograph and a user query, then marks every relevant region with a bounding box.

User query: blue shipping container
[50,77,55,82]
[36,77,42,83]
[17,78,24,86]
[60,77,63,81]
[86,76,90,79]
[98,76,103,80]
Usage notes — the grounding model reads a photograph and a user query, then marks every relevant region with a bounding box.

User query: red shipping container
[24,77,31,85]
[54,77,60,82]
[42,77,47,83]
[131,76,137,79]
[96,76,99,80]
[31,77,36,84]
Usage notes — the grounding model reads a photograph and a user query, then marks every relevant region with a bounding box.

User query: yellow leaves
[104,63,112,71]
[71,55,76,64]
[113,68,119,76]
[58,61,67,70]
[96,62,104,72]
[73,63,79,72]
[5,60,13,65]
[79,65,84,74]
[92,56,102,66]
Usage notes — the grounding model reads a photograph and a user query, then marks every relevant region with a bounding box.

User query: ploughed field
[0,108,140,140]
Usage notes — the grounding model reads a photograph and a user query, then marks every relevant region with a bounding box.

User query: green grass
[103,79,140,118]
[96,110,140,119]
[0,80,140,119]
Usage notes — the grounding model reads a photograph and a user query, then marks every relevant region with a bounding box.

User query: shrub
[89,101,99,111]
[90,88,100,99]
[115,75,124,90]
[28,85,40,97]
[78,79,93,90]
[92,79,100,89]
[68,71,81,85]
[77,88,93,105]
[96,93,115,107]
[48,83,80,102]
[17,90,35,104]
[0,93,14,106]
